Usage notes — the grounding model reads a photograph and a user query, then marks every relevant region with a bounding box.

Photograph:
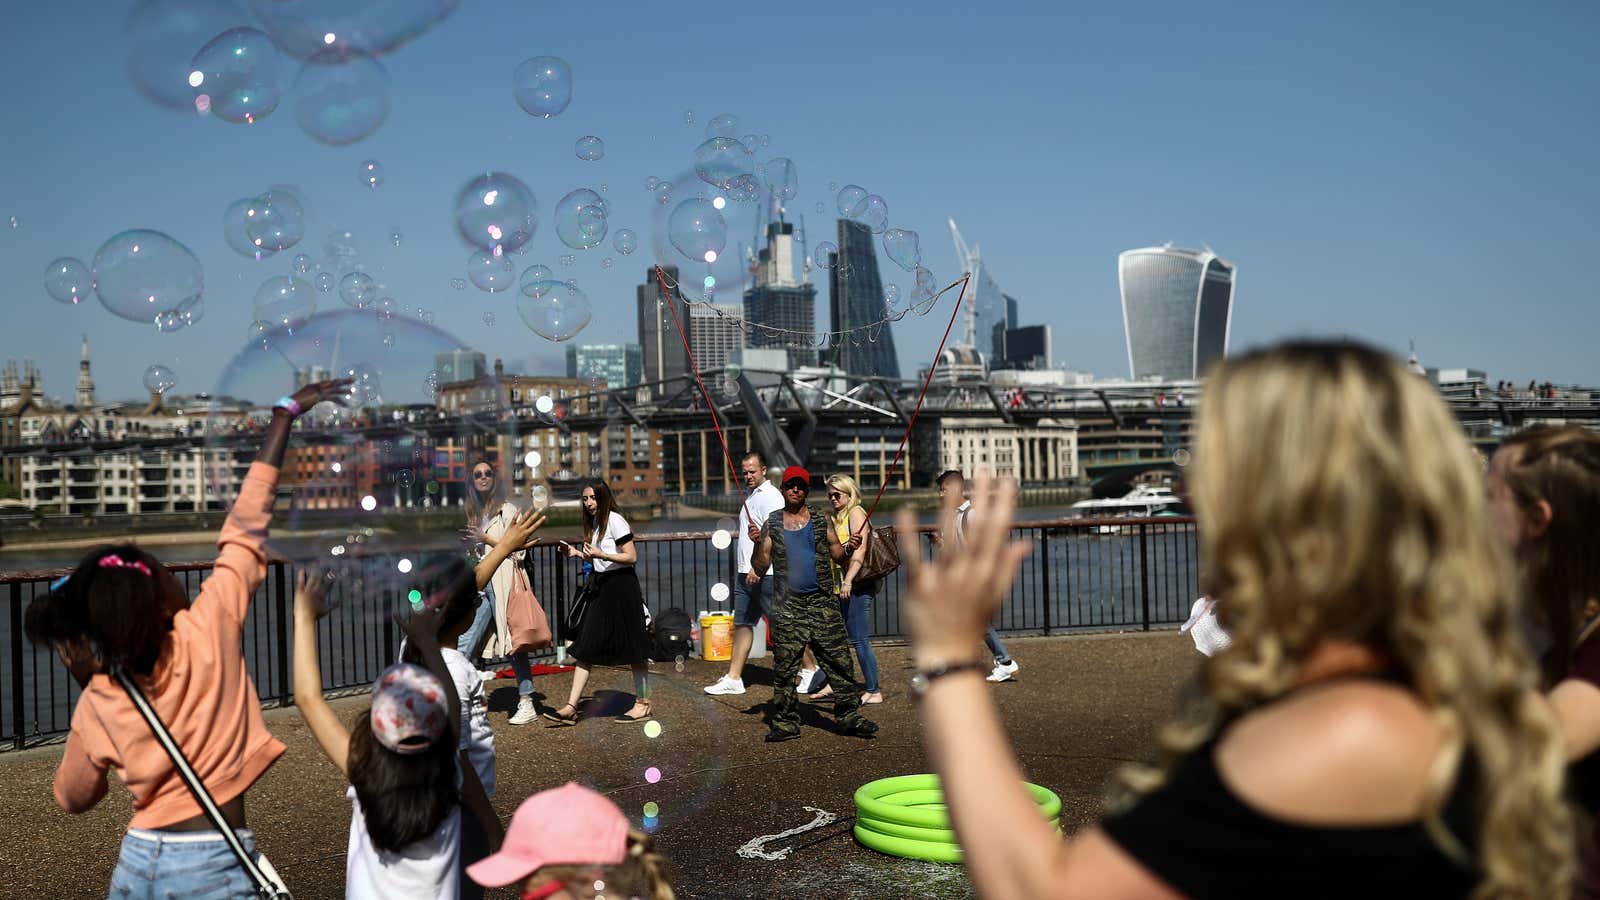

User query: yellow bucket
[700,613,734,661]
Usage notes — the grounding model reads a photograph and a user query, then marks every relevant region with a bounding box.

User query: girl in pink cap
[467,782,674,900]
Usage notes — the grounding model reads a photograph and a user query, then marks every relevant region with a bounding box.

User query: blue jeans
[457,585,495,663]
[839,589,880,693]
[984,628,1012,665]
[109,828,263,899]
[510,651,533,698]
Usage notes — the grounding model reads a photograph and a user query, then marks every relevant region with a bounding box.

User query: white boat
[1071,485,1184,534]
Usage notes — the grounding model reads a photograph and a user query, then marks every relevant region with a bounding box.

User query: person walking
[934,470,1019,683]
[465,458,538,726]
[826,474,882,704]
[543,480,653,726]
[751,466,878,742]
[704,451,785,696]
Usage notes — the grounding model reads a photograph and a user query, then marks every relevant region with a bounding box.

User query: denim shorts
[109,828,263,899]
[733,574,774,627]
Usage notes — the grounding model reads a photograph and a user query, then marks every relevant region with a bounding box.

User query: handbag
[852,519,902,584]
[565,568,596,636]
[112,667,293,899]
[506,564,552,653]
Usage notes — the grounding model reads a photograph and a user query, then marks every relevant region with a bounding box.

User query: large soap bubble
[666,199,726,264]
[517,281,592,342]
[125,0,250,112]
[253,275,318,329]
[554,189,608,250]
[45,258,92,305]
[189,27,282,123]
[853,194,889,234]
[693,137,753,191]
[836,185,869,218]
[248,0,460,59]
[92,230,204,325]
[513,56,572,117]
[245,189,305,252]
[455,173,537,254]
[883,228,920,271]
[291,49,389,145]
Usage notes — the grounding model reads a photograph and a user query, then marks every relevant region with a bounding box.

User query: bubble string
[653,265,755,527]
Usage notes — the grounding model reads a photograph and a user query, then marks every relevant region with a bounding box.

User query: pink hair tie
[98,554,152,577]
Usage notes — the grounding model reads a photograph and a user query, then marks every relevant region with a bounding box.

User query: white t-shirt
[1182,597,1232,657]
[441,647,496,798]
[345,788,460,900]
[590,510,634,574]
[737,482,784,575]
[950,500,972,547]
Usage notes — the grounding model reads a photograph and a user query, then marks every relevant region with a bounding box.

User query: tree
[0,480,19,501]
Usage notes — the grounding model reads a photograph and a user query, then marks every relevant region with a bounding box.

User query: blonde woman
[827,474,882,703]
[465,458,538,726]
[898,342,1572,898]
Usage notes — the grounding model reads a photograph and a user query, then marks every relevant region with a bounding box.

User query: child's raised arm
[474,508,546,590]
[293,568,351,777]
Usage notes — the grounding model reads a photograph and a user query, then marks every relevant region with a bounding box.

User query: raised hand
[895,474,1031,665]
[500,507,547,549]
[293,568,334,621]
[289,378,354,414]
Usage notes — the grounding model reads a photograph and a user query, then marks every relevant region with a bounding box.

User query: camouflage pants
[768,590,869,736]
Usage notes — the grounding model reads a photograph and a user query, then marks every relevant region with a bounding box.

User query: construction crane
[947,217,979,349]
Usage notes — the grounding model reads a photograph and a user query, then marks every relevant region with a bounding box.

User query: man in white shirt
[705,451,786,695]
[935,470,1020,683]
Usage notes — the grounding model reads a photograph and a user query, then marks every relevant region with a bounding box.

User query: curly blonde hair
[1118,342,1572,898]
[523,829,674,900]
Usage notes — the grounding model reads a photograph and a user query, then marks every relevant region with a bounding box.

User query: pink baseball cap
[467,782,630,887]
[370,663,449,755]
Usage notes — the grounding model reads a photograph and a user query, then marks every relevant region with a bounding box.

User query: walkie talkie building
[1118,246,1236,381]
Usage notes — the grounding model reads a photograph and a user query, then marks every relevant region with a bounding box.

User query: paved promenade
[0,631,1197,899]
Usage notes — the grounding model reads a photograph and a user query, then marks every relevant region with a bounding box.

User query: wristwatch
[909,660,989,698]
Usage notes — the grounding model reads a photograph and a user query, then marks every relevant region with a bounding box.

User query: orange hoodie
[54,461,287,830]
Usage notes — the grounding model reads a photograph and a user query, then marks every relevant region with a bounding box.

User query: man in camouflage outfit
[749,466,879,743]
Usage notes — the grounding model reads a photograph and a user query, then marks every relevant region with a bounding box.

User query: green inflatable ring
[853,775,1063,863]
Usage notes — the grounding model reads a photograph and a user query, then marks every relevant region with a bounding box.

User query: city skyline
[1,1,1597,404]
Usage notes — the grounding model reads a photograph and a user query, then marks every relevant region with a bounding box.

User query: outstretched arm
[293,570,350,777]
[751,529,774,575]
[474,509,546,590]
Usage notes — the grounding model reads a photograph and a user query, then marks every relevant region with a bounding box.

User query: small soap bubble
[836,184,868,218]
[575,135,605,160]
[292,49,389,145]
[253,275,317,329]
[683,109,695,125]
[246,189,305,252]
[513,56,572,117]
[419,309,434,325]
[883,283,901,308]
[693,137,754,190]
[292,253,313,273]
[468,249,515,292]
[451,277,466,290]
[339,271,376,308]
[814,202,824,214]
[554,188,608,250]
[883,228,921,271]
[45,257,92,305]
[600,257,613,269]
[854,194,889,234]
[667,199,727,263]
[189,27,281,125]
[761,157,798,202]
[142,364,177,395]
[612,228,637,256]
[455,173,538,254]
[482,312,496,327]
[359,159,383,187]
[314,271,334,292]
[813,241,838,269]
[222,197,274,260]
[517,281,591,342]
[519,265,554,297]
[390,231,402,247]
[704,112,738,138]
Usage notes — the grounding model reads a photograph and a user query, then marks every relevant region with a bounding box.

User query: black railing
[0,516,1198,751]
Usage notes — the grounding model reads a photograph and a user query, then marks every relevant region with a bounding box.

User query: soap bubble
[245,189,305,252]
[314,271,335,292]
[883,283,901,309]
[390,231,402,247]
[247,0,459,59]
[600,257,613,269]
[467,250,515,292]
[338,271,376,308]
[222,196,276,259]
[248,319,273,349]
[292,253,313,273]
[911,266,938,305]
[517,280,591,341]
[612,228,637,256]
[813,241,838,269]
[450,278,466,290]
[653,182,673,206]
[519,265,554,297]
[559,255,575,267]
[291,49,389,145]
[342,361,383,408]
[667,199,726,263]
[125,0,249,112]
[513,56,572,117]
[142,364,178,395]
[683,109,694,125]
[455,173,537,254]
[92,230,204,325]
[156,300,204,333]
[761,157,798,202]
[45,258,92,305]
[359,159,383,187]
[852,194,889,234]
[482,312,495,327]
[704,112,738,138]
[554,189,608,250]
[189,27,281,124]
[693,137,753,190]
[253,275,317,329]
[883,228,920,271]
[575,135,604,161]
[836,184,868,218]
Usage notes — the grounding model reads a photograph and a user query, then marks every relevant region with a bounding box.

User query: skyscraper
[1118,246,1236,381]
[690,304,744,393]
[949,219,1012,370]
[998,324,1051,370]
[566,344,644,390]
[827,220,901,378]
[637,265,689,392]
[434,349,486,384]
[743,221,818,366]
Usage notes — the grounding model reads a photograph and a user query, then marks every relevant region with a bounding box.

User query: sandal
[612,703,652,723]
[541,705,579,727]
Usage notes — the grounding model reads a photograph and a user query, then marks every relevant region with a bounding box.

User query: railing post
[553,550,568,646]
[1138,523,1152,632]
[11,582,24,751]
[1039,528,1052,636]
[273,562,290,703]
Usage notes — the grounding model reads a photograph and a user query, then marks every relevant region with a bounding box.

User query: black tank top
[1100,694,1480,898]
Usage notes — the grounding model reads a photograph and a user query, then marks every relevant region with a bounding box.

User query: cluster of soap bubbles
[554,188,608,250]
[222,187,307,259]
[51,229,207,332]
[836,184,889,234]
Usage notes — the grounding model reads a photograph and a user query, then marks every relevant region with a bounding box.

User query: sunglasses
[473,471,494,479]
[782,482,808,491]
[827,491,843,499]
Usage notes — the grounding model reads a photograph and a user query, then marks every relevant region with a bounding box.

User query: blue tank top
[780,524,822,594]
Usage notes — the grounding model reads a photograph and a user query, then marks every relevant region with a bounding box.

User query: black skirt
[568,567,651,666]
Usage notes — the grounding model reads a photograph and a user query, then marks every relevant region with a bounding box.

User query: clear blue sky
[2,0,1597,407]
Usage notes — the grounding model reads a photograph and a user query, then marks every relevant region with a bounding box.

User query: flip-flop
[612,707,653,723]
[541,709,578,727]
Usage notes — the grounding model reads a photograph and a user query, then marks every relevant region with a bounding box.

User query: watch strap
[910,659,989,696]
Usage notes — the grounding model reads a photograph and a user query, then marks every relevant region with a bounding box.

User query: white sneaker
[703,675,746,696]
[986,660,1019,683]
[509,697,538,725]
[478,668,499,684]
[796,668,819,694]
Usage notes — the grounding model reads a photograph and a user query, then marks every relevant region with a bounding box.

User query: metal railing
[0,516,1197,751]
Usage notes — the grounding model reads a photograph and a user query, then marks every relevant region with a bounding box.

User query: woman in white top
[543,479,654,726]
[465,458,539,725]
